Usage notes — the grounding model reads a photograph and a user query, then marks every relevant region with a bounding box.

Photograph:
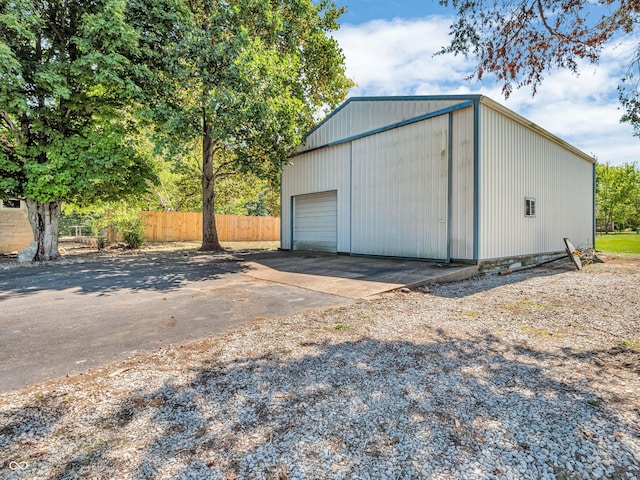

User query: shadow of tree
[0,248,574,303]
[0,394,65,440]
[16,331,636,479]
[0,391,69,475]
[0,252,250,299]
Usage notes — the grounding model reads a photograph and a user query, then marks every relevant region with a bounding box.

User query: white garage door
[293,191,337,253]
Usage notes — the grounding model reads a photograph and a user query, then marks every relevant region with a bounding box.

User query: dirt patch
[597,252,640,266]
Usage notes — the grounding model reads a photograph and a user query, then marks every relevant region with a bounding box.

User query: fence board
[140,212,279,242]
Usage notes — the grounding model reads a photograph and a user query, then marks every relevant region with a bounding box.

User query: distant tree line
[596,162,640,232]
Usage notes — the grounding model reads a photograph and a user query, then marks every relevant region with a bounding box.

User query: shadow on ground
[0,247,576,301]
[2,331,638,479]
[0,252,250,299]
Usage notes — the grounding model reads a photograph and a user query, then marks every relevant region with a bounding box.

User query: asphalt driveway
[0,252,353,393]
[0,249,476,393]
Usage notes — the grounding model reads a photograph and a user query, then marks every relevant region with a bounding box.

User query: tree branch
[1,111,16,131]
[213,171,239,180]
[214,159,237,175]
[0,140,14,154]
[536,0,571,40]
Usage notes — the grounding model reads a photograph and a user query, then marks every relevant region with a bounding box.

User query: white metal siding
[351,116,450,259]
[284,96,592,263]
[281,143,351,251]
[293,192,337,252]
[479,105,594,260]
[450,109,475,260]
[302,99,461,151]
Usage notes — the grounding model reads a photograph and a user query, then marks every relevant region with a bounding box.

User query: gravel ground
[1,254,639,479]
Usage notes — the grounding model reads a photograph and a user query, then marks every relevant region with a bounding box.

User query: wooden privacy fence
[141,211,280,242]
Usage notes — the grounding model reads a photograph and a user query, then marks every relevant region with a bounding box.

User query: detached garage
[281,95,595,268]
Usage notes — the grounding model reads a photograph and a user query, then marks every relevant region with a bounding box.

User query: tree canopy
[0,0,156,260]
[1,0,352,259]
[140,145,280,216]
[136,0,353,250]
[440,0,640,135]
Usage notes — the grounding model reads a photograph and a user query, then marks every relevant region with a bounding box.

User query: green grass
[620,339,640,351]
[520,325,568,338]
[500,300,555,314]
[595,233,640,254]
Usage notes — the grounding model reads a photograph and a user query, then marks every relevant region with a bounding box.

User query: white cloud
[335,17,472,95]
[333,17,639,166]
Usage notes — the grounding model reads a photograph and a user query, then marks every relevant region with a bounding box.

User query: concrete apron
[241,253,479,299]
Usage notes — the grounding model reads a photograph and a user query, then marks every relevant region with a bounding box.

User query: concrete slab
[240,252,479,299]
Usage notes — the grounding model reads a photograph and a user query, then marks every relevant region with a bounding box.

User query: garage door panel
[293,240,336,251]
[293,191,337,253]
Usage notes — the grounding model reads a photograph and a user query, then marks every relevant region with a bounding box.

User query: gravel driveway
[1,255,639,479]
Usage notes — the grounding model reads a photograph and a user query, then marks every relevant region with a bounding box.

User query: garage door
[293,191,337,252]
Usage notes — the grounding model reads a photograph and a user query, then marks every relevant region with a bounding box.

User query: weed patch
[620,340,640,351]
[460,310,481,320]
[501,300,555,314]
[520,325,568,338]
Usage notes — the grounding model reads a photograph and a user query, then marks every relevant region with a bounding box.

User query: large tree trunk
[25,198,62,261]
[200,121,223,251]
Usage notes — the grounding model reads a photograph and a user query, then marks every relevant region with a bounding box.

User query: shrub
[94,209,145,249]
[114,212,145,249]
[96,235,108,250]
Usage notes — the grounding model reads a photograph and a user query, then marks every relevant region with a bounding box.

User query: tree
[628,180,640,227]
[143,156,201,212]
[0,0,156,261]
[140,142,279,216]
[439,0,640,135]
[136,0,352,251]
[217,173,280,217]
[596,162,640,231]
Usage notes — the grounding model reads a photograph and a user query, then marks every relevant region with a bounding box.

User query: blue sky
[330,1,639,167]
[340,0,444,23]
